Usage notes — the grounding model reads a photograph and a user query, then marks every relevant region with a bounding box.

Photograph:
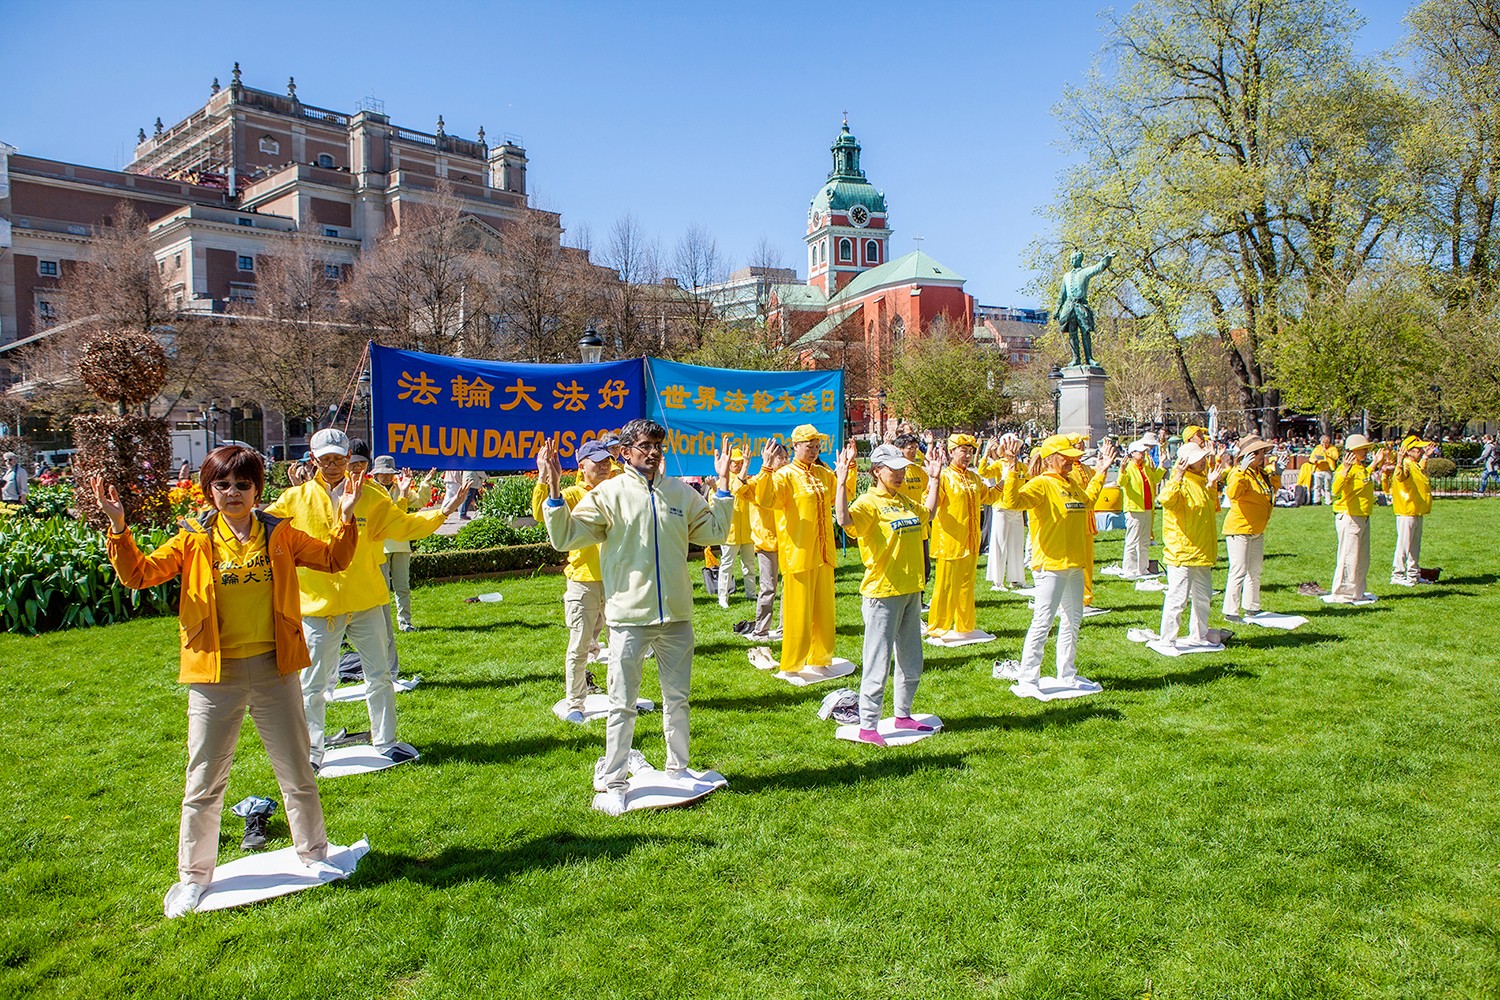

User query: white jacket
[543,465,733,626]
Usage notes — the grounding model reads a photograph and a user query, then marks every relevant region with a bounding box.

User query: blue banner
[645,358,845,476]
[369,343,646,470]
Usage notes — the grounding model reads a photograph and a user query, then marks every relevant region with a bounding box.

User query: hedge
[409,542,565,582]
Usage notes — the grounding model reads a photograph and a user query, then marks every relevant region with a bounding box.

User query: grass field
[3,501,1498,999]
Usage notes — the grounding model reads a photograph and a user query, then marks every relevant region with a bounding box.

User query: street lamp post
[207,404,222,450]
[1047,364,1063,432]
[877,388,887,441]
[578,325,604,365]
[358,368,373,445]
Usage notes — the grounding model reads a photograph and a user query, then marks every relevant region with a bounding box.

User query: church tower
[805,119,891,295]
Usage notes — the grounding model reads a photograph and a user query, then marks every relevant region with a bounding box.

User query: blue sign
[369,343,646,470]
[645,358,845,476]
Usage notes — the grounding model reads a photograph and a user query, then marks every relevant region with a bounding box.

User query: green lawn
[3,502,1498,999]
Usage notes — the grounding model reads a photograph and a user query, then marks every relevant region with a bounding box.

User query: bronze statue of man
[1055,250,1113,368]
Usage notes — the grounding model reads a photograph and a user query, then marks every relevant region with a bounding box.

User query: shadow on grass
[1437,573,1497,587]
[423,620,563,635]
[730,752,972,794]
[695,688,818,711]
[1094,663,1257,692]
[419,732,596,765]
[944,703,1124,733]
[355,832,712,888]
[1236,631,1340,649]
[420,672,553,691]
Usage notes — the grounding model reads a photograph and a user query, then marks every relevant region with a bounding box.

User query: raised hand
[761,438,787,473]
[396,472,414,495]
[338,471,366,522]
[1096,438,1119,470]
[834,441,856,481]
[90,474,126,533]
[288,463,307,486]
[998,436,1022,464]
[713,433,733,481]
[923,445,945,480]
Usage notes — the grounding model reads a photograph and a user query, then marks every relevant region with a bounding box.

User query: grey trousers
[383,553,412,628]
[859,592,925,729]
[755,549,779,634]
[601,620,694,792]
[1331,513,1370,599]
[302,606,398,765]
[181,651,327,884]
[563,579,606,709]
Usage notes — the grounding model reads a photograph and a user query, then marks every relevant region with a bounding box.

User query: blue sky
[1,0,1414,308]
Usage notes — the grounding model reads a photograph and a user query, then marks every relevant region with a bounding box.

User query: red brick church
[765,120,975,427]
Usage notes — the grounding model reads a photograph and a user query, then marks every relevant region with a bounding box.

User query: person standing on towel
[981,434,1028,591]
[1385,435,1435,586]
[370,457,431,636]
[1309,435,1340,505]
[1329,434,1383,602]
[1158,441,1224,647]
[94,446,358,918]
[265,428,460,771]
[1067,435,1110,607]
[754,424,839,674]
[538,421,734,815]
[717,447,758,609]
[734,468,782,642]
[1221,436,1276,621]
[1118,440,1164,577]
[996,434,1107,693]
[532,440,618,723]
[835,443,942,744]
[926,433,1000,642]
[894,433,933,586]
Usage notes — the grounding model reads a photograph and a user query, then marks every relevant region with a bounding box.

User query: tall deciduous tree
[671,224,726,349]
[600,214,660,357]
[884,321,1008,433]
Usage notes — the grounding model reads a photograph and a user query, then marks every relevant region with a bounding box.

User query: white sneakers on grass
[163,881,203,919]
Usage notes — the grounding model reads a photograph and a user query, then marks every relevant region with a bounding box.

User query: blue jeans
[1480,469,1499,494]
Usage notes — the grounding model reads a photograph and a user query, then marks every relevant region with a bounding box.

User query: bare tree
[601,214,661,357]
[670,224,727,349]
[493,210,608,363]
[748,235,787,272]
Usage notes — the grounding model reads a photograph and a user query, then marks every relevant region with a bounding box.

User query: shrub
[1425,457,1458,478]
[1443,442,1483,464]
[22,482,75,520]
[0,515,179,634]
[452,516,549,550]
[477,472,577,521]
[408,542,564,582]
[413,531,456,553]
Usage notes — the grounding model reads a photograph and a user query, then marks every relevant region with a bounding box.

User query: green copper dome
[808,122,888,217]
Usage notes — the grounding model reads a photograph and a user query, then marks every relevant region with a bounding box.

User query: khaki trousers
[600,620,694,792]
[718,543,757,601]
[755,549,779,635]
[1223,533,1264,616]
[564,579,606,709]
[1392,514,1423,584]
[1331,513,1370,599]
[180,650,328,884]
[1161,565,1213,644]
[1123,510,1153,576]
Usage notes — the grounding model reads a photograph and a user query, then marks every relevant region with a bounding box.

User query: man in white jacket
[539,419,735,815]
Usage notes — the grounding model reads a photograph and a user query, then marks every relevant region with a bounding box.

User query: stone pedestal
[1057,366,1109,445]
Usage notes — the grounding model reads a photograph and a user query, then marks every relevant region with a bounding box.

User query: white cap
[309,427,351,458]
[1127,439,1149,454]
[869,444,913,470]
[1178,441,1210,465]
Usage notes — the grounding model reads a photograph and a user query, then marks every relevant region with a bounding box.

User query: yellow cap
[1400,435,1433,453]
[729,447,745,461]
[1036,434,1084,460]
[1182,425,1209,441]
[947,433,977,450]
[790,424,822,444]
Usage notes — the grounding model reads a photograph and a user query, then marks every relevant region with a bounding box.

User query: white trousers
[302,606,398,765]
[1161,565,1213,645]
[986,508,1027,587]
[1123,510,1153,576]
[1222,533,1264,616]
[718,542,758,601]
[1392,515,1423,584]
[1331,513,1370,600]
[1018,568,1084,684]
[600,620,693,792]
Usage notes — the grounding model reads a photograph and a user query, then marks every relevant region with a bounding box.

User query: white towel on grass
[598,769,728,812]
[196,839,369,913]
[318,744,418,778]
[552,695,655,722]
[1009,678,1102,702]
[329,675,422,703]
[1145,639,1225,657]
[834,714,944,745]
[924,630,996,648]
[775,659,857,687]
[1242,612,1308,630]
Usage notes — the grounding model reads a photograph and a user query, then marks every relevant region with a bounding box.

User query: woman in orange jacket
[96,445,362,919]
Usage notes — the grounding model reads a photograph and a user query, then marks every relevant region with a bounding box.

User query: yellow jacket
[1160,469,1217,567]
[381,482,423,555]
[533,477,605,582]
[1001,467,1101,571]
[735,473,781,553]
[1309,444,1340,472]
[106,511,357,683]
[266,475,447,616]
[1223,466,1274,536]
[845,486,929,598]
[1332,462,1375,517]
[755,459,837,573]
[931,464,1000,559]
[723,471,754,545]
[1386,458,1432,517]
[1117,460,1165,512]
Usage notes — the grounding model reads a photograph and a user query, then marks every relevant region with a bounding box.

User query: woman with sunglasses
[95,444,363,918]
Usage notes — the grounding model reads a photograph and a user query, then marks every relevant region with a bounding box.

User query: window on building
[237,217,254,227]
[317,153,335,168]
[237,255,254,272]
[174,254,182,268]
[258,136,280,155]
[37,300,57,324]
[866,240,879,264]
[838,238,853,262]
[229,283,255,304]
[37,260,59,277]
[324,263,342,281]
[891,317,906,342]
[323,227,339,238]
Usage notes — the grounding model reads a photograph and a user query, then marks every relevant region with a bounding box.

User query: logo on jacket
[668,506,685,517]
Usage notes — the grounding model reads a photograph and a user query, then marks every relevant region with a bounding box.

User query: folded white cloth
[775,659,857,687]
[196,838,370,913]
[924,629,996,648]
[318,744,419,778]
[834,714,944,746]
[329,675,422,703]
[552,695,655,722]
[1009,678,1102,702]
[1243,612,1309,630]
[595,768,728,813]
[1145,639,1225,657]
[1134,579,1168,592]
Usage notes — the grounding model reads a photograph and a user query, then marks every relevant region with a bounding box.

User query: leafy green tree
[884,326,1007,433]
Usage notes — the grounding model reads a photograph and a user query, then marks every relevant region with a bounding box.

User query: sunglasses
[210,480,257,494]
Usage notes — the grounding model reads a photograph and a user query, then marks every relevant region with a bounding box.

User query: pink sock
[894,715,933,732]
[857,728,887,746]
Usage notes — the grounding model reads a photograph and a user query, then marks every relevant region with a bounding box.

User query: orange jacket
[106,510,357,684]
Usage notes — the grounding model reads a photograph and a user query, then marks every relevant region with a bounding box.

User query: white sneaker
[1222,613,1244,623]
[718,595,730,609]
[993,659,1022,680]
[304,859,346,881]
[626,749,655,776]
[592,789,627,816]
[163,881,204,919]
[592,755,610,792]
